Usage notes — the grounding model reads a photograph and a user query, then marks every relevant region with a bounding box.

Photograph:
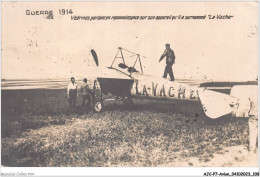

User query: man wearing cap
[159,43,176,81]
[67,77,78,110]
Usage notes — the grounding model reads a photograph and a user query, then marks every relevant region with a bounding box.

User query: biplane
[89,47,257,119]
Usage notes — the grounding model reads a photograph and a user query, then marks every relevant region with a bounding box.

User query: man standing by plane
[159,43,176,81]
[248,88,258,153]
[80,78,92,113]
[67,77,78,111]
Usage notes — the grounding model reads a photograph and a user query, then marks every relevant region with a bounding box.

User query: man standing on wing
[159,43,176,81]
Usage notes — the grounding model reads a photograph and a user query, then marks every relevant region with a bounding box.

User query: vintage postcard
[1,1,259,176]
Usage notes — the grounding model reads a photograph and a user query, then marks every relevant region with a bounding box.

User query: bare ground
[1,89,258,167]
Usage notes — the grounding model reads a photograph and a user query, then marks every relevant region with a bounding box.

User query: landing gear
[123,97,134,108]
[91,79,134,112]
[92,80,103,113]
[92,96,134,112]
[93,101,103,113]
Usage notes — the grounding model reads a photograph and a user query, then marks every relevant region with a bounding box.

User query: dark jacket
[80,83,92,96]
[159,48,175,65]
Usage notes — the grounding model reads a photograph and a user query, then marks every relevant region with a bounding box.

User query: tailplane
[198,88,237,119]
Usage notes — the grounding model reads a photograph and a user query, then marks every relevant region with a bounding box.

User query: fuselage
[130,72,200,101]
[100,67,256,119]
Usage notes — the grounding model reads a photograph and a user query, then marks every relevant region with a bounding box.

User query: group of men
[67,77,92,112]
[66,43,257,153]
[66,43,177,112]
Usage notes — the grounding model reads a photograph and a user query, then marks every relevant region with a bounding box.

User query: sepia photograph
[1,1,259,175]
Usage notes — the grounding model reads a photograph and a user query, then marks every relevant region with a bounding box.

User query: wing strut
[110,47,144,74]
[110,49,120,67]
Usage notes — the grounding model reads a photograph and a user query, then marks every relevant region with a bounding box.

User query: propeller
[91,49,99,66]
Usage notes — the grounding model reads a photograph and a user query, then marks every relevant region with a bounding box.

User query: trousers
[69,90,77,109]
[82,94,92,108]
[249,115,258,152]
[163,64,174,81]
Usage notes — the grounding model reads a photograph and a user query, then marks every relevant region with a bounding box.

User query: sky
[2,2,258,81]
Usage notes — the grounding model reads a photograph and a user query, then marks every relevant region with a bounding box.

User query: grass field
[1,89,257,167]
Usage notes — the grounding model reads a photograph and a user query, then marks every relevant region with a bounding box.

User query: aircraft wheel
[94,101,103,113]
[92,84,103,113]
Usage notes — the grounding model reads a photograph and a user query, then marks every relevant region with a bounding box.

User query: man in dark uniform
[159,43,176,81]
[80,78,92,112]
